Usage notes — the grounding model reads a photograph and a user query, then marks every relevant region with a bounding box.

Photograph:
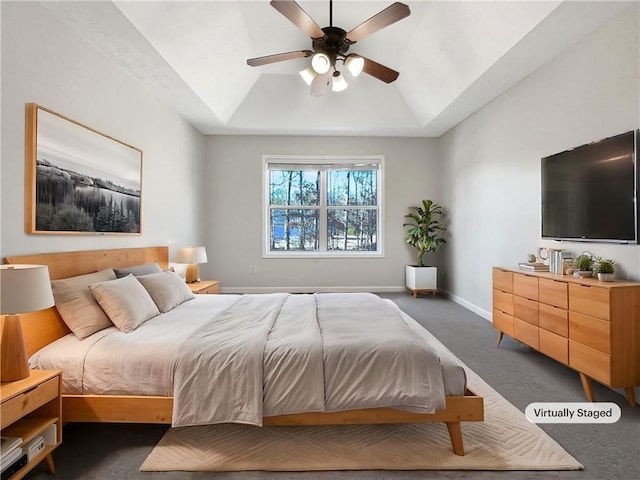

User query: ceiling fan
[246,0,410,96]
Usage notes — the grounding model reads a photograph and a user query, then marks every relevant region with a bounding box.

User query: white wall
[202,136,441,291]
[0,1,206,260]
[439,5,640,318]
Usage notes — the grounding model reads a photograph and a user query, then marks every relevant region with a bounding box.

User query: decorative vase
[597,273,615,282]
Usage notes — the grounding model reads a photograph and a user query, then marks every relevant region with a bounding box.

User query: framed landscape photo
[25,103,143,234]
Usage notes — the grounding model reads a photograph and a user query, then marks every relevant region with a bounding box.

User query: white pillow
[51,269,116,339]
[89,274,159,333]
[137,271,195,313]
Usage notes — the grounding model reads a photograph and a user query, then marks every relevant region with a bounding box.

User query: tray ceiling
[42,1,631,137]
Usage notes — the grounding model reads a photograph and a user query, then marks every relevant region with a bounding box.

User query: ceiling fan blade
[361,56,399,83]
[247,50,313,67]
[345,2,410,43]
[270,0,326,40]
[310,71,331,96]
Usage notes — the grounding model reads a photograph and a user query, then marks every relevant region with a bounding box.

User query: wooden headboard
[3,246,169,356]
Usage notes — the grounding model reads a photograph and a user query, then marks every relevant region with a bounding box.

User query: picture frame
[25,103,143,235]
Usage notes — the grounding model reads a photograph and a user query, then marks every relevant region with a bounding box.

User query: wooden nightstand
[0,370,62,479]
[188,280,220,294]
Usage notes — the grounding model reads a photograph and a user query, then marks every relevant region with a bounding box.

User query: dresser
[492,267,640,406]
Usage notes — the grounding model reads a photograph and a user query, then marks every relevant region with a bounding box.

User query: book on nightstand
[0,453,27,480]
[0,437,22,456]
[0,447,22,471]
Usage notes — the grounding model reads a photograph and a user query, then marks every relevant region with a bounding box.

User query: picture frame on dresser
[25,103,143,235]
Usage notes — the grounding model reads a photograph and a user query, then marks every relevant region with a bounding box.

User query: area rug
[140,368,583,472]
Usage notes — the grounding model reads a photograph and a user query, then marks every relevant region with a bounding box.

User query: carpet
[140,368,583,472]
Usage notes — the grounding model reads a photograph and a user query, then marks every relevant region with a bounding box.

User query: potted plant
[593,257,615,282]
[403,199,447,295]
[574,254,594,277]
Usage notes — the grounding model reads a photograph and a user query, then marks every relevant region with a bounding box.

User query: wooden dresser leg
[624,388,637,407]
[496,331,504,347]
[45,453,56,474]
[579,373,595,402]
[446,422,464,456]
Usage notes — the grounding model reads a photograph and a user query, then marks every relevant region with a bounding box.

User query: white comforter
[30,293,466,427]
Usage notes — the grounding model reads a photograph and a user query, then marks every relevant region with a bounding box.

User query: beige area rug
[140,369,583,472]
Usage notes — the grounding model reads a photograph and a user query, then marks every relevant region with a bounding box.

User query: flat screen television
[541,129,639,244]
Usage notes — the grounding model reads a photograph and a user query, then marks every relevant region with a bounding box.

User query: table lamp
[1,264,54,382]
[176,247,208,284]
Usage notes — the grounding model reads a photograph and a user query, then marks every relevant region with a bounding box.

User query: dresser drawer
[492,289,513,315]
[493,309,513,336]
[569,340,611,384]
[514,318,538,349]
[539,303,568,337]
[514,295,538,326]
[569,312,611,354]
[569,283,610,321]
[540,329,568,364]
[539,278,568,309]
[493,268,513,294]
[0,377,59,428]
[513,273,538,301]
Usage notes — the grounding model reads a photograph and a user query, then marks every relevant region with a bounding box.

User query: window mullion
[319,170,328,253]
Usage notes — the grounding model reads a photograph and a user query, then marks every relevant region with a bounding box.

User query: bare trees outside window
[265,156,383,256]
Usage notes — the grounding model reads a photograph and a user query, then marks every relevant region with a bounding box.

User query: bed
[5,246,483,456]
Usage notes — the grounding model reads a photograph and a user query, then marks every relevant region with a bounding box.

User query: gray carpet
[24,293,640,480]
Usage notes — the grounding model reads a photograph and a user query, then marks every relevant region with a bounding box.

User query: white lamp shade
[0,265,55,314]
[299,67,317,86]
[344,55,364,77]
[311,53,331,74]
[176,247,208,264]
[331,72,348,92]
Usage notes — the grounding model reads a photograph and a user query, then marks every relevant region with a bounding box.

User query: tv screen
[541,130,639,243]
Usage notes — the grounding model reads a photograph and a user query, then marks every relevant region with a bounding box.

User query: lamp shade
[176,247,208,264]
[1,265,54,315]
[344,55,364,77]
[331,71,348,92]
[311,53,331,74]
[299,67,317,86]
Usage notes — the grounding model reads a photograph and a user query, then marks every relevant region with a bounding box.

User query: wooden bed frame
[4,246,484,456]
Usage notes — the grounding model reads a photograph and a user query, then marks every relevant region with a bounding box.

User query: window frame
[263,154,384,258]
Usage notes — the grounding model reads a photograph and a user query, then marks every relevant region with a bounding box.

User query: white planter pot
[405,265,437,291]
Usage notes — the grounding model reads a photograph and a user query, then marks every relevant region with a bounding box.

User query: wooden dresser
[492,267,640,406]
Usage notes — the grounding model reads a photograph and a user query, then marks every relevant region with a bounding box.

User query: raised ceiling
[43,1,631,137]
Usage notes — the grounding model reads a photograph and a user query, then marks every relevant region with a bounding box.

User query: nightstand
[0,370,62,479]
[188,280,220,294]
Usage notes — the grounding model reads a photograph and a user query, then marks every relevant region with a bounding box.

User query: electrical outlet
[249,265,257,274]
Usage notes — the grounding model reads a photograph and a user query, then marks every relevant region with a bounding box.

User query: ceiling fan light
[311,53,331,74]
[331,71,348,92]
[299,67,316,86]
[344,55,364,77]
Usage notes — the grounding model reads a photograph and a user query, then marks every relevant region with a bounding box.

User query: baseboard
[438,289,491,322]
[220,286,407,294]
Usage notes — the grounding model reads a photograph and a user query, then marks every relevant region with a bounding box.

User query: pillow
[89,274,159,333]
[113,262,162,278]
[137,271,195,313]
[51,269,116,340]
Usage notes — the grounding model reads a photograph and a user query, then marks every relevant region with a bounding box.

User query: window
[264,155,383,257]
